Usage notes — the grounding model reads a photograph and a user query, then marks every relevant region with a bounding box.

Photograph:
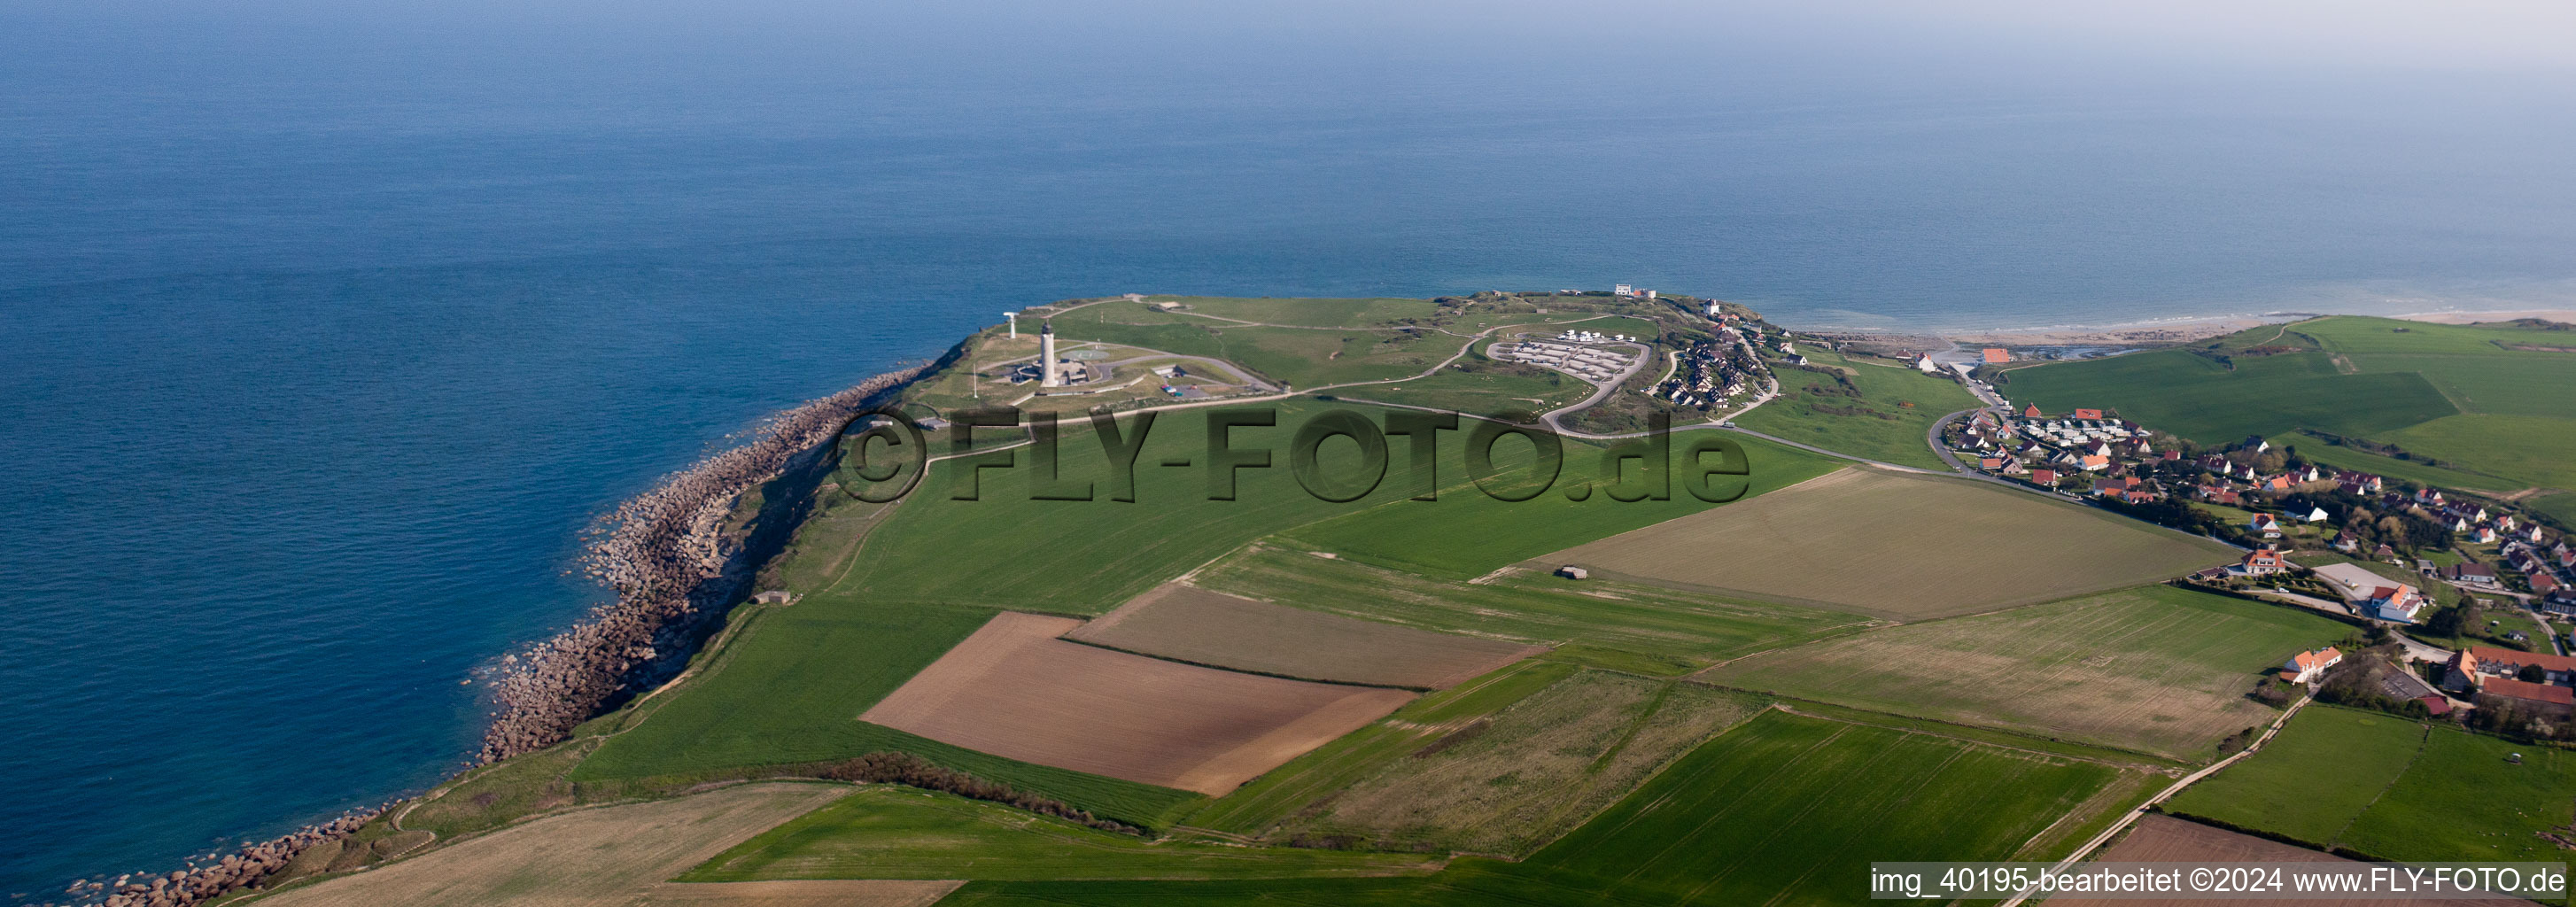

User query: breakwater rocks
[479,363,927,762]
[58,809,380,907]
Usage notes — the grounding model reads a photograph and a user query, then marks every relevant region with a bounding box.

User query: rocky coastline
[479,362,929,761]
[52,361,933,907]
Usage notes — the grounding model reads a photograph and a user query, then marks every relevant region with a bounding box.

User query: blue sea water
[3,19,2574,897]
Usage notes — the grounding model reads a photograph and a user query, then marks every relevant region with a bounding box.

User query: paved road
[1536,339,1657,433]
[1927,409,1974,472]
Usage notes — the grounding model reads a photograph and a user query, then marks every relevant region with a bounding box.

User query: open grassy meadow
[1195,542,1875,677]
[2337,724,2576,863]
[2007,315,2576,499]
[2531,491,2576,531]
[2283,436,2523,494]
[1701,585,2350,760]
[1066,584,1545,689]
[566,398,1854,827]
[1278,430,1844,579]
[944,709,2148,907]
[1732,345,1981,469]
[2174,705,2576,864]
[1043,301,1453,389]
[2162,705,2426,845]
[1178,659,1580,836]
[1548,468,2238,619]
[2381,414,2576,491]
[260,783,851,907]
[679,787,1441,882]
[1330,356,1592,415]
[1249,673,1767,856]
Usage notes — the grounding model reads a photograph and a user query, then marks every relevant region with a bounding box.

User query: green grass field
[1550,468,2238,620]
[571,399,1842,824]
[945,709,2144,906]
[2382,414,2576,491]
[2279,435,2523,493]
[1044,301,1454,389]
[2531,492,2576,531]
[2007,315,2576,500]
[1701,585,2350,760]
[1196,544,1875,677]
[678,786,1442,881]
[1278,431,1844,579]
[2339,724,2576,863]
[1246,673,1768,856]
[2176,705,2576,864]
[1181,659,1582,836]
[1331,359,1591,415]
[2162,705,2426,844]
[1732,345,1980,469]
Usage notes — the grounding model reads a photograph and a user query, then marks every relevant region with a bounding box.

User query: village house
[2251,513,2282,539]
[2238,547,2291,577]
[2448,647,2576,717]
[2440,562,2500,587]
[2279,647,2344,684]
[2309,562,2428,623]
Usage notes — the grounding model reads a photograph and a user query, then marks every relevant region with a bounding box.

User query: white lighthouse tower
[1038,322,1061,388]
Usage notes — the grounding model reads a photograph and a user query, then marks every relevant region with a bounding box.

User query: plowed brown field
[860,612,1415,795]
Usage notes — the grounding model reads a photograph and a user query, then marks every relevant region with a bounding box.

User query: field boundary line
[1995,693,2313,907]
[2323,717,2432,845]
[1751,695,2183,770]
[1050,633,1438,693]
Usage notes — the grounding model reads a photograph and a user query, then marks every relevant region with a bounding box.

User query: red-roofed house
[2073,407,2105,420]
[2079,454,2110,471]
[1982,347,2008,364]
[1980,457,2004,470]
[2478,678,2575,717]
[2031,469,2059,486]
[2279,647,2342,684]
[2363,584,2428,623]
[2022,404,2043,418]
[2240,548,2290,577]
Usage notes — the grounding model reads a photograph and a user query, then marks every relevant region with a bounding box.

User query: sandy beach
[2396,308,2576,325]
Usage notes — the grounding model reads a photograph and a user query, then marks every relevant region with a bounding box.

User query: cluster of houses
[1951,406,2168,500]
[1493,337,1641,384]
[2183,450,2378,507]
[1652,330,1765,410]
[2445,647,2576,718]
